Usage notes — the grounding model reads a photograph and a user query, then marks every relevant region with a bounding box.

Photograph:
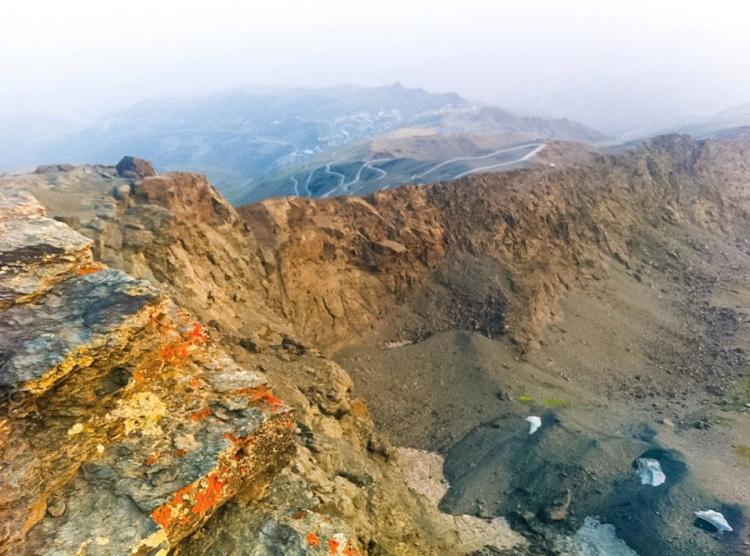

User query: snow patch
[636,458,666,486]
[694,510,733,533]
[526,416,542,435]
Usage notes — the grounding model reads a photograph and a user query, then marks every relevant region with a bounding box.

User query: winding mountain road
[304,170,315,196]
[325,163,346,188]
[319,164,347,198]
[412,142,545,181]
[308,143,544,198]
[351,159,389,185]
[319,158,391,197]
[452,143,545,179]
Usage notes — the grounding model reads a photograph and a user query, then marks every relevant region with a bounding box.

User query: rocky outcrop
[116,156,156,179]
[0,189,93,309]
[12,135,750,358]
[34,164,75,174]
[21,135,749,358]
[0,189,296,555]
[240,191,447,351]
[3,132,749,555]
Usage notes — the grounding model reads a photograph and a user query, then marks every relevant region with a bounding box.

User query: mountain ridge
[2,130,749,554]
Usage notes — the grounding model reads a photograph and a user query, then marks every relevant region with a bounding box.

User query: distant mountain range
[615,102,750,142]
[14,83,748,204]
[27,83,605,203]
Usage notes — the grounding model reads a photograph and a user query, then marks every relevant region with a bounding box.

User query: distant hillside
[242,103,605,203]
[33,83,605,203]
[243,133,544,203]
[618,101,750,142]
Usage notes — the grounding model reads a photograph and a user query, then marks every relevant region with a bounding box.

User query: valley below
[2,131,750,555]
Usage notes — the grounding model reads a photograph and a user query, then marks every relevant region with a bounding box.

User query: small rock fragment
[46,494,66,517]
[540,489,571,523]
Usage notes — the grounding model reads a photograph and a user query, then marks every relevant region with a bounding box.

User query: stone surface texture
[0,189,296,555]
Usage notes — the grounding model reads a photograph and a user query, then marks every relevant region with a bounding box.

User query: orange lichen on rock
[160,342,189,365]
[328,538,340,554]
[236,384,284,413]
[186,322,207,344]
[76,263,104,276]
[305,532,321,547]
[192,473,225,515]
[149,470,227,534]
[170,484,194,507]
[159,323,207,368]
[151,504,173,529]
[145,452,161,465]
[191,407,213,421]
[160,344,176,361]
[223,431,255,448]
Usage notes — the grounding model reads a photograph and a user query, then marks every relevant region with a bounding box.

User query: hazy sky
[2,0,750,132]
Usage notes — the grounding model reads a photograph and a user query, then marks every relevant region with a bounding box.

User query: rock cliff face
[2,133,750,555]
[18,135,748,357]
[242,134,750,352]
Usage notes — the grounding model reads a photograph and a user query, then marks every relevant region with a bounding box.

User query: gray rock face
[0,187,93,309]
[0,268,160,391]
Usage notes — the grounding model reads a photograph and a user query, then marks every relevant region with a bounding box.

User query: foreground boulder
[116,156,156,179]
[0,188,295,554]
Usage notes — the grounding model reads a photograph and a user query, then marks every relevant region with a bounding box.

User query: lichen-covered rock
[0,192,296,555]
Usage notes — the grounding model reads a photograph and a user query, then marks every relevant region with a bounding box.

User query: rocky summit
[1,133,750,555]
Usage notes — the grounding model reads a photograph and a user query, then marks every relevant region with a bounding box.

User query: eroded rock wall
[242,134,750,351]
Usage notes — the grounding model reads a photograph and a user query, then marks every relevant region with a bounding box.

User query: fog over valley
[2,0,750,148]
